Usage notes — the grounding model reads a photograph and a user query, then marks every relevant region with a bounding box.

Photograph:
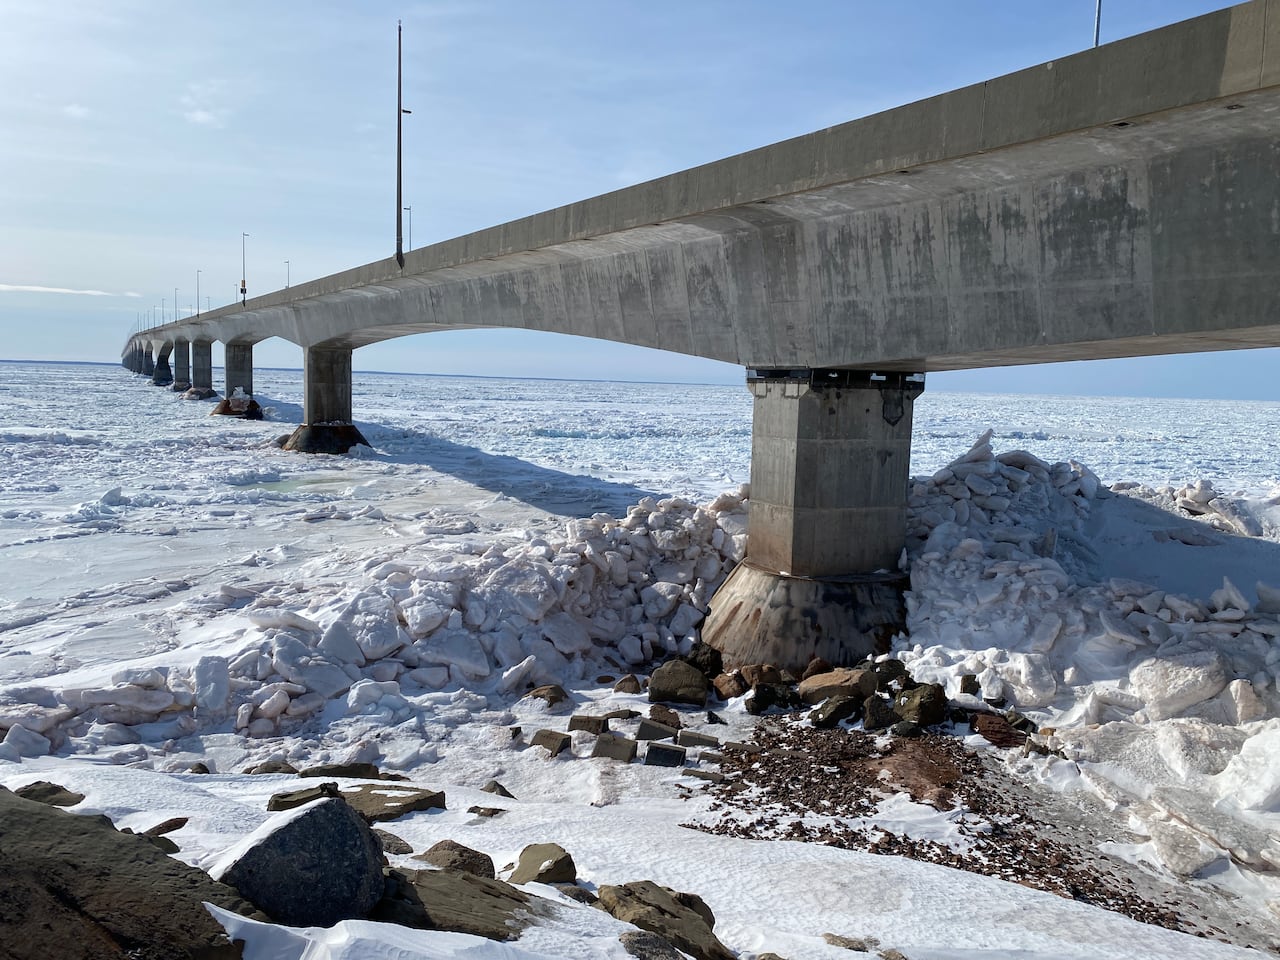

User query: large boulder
[598,880,734,960]
[893,683,948,727]
[212,797,383,927]
[417,839,495,879]
[371,866,543,941]
[0,786,258,960]
[508,842,576,884]
[797,666,877,705]
[648,660,709,707]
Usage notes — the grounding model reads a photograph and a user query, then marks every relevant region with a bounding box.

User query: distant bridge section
[124,1,1280,669]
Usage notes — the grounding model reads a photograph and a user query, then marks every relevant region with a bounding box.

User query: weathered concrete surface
[125,1,1280,373]
[170,338,190,391]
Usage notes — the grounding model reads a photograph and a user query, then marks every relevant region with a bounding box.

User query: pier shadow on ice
[357,423,663,518]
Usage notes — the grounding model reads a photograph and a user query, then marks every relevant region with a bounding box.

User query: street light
[285,260,290,288]
[395,20,411,268]
[196,269,202,316]
[241,232,249,304]
[1094,0,1102,46]
[174,287,178,319]
[404,206,412,251]
[161,297,166,323]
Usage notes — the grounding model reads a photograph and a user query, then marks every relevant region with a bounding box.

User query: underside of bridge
[121,0,1280,673]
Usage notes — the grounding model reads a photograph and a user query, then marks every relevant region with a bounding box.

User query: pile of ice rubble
[2,430,1279,897]
[0,490,749,757]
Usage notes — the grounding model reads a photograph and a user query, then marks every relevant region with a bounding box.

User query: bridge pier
[141,345,154,377]
[284,346,369,454]
[170,338,191,392]
[151,343,173,386]
[703,368,923,673]
[212,342,262,418]
[188,340,218,399]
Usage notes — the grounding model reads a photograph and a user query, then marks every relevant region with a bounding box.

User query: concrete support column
[213,342,261,417]
[189,340,217,399]
[284,346,369,453]
[151,344,173,386]
[703,368,924,672]
[142,345,154,377]
[171,338,191,392]
[224,343,253,398]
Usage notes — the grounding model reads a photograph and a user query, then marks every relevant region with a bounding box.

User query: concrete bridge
[123,0,1280,669]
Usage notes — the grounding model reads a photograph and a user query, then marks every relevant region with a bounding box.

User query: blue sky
[2,0,1273,397]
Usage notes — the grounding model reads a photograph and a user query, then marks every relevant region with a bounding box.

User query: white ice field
[2,359,1279,959]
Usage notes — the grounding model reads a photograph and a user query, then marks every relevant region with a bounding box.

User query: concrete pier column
[284,346,369,453]
[212,342,262,418]
[171,338,191,392]
[703,368,924,672]
[151,343,173,386]
[142,345,154,377]
[189,340,217,399]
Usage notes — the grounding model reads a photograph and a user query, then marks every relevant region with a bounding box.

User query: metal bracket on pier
[746,367,925,425]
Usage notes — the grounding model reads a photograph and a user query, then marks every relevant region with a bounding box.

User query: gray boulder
[621,929,686,959]
[417,839,495,879]
[509,842,576,884]
[893,682,948,727]
[215,797,383,927]
[648,660,709,706]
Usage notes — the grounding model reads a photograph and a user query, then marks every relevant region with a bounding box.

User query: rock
[188,761,211,775]
[509,842,577,885]
[959,674,981,695]
[620,930,685,959]
[648,660,709,706]
[525,683,570,707]
[636,718,679,741]
[808,696,861,729]
[798,666,877,705]
[893,682,948,727]
[681,641,723,680]
[870,659,911,691]
[824,932,880,951]
[213,797,383,928]
[863,695,898,731]
[740,663,783,687]
[267,782,342,812]
[417,839,495,879]
[374,829,413,855]
[14,781,84,807]
[592,733,638,763]
[598,880,734,960]
[340,783,447,822]
[972,713,1028,748]
[531,729,572,756]
[614,674,643,694]
[712,672,748,700]
[244,759,298,775]
[745,682,800,714]
[649,704,683,729]
[677,729,720,748]
[706,710,726,725]
[890,720,923,738]
[144,817,188,837]
[371,865,542,941]
[555,882,599,905]
[568,714,609,735]
[644,742,687,767]
[801,657,834,681]
[0,787,258,960]
[481,779,515,799]
[468,806,506,818]
[298,761,384,780]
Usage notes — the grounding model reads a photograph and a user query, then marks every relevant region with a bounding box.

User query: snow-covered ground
[2,360,1279,959]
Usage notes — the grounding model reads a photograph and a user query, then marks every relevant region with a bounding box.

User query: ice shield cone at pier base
[702,369,922,673]
[283,424,370,454]
[702,562,906,674]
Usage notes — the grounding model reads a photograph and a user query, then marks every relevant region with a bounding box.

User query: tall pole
[161,298,166,323]
[196,269,201,316]
[175,286,179,319]
[396,20,411,268]
[241,232,249,304]
[1093,0,1102,46]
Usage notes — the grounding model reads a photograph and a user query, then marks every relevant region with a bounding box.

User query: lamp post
[174,287,179,319]
[395,20,412,267]
[404,206,412,251]
[196,269,201,316]
[1094,0,1102,46]
[285,260,290,288]
[161,297,166,323]
[241,232,249,304]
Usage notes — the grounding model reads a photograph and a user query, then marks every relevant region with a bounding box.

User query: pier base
[702,563,906,674]
[703,368,923,671]
[282,424,370,454]
[284,346,370,454]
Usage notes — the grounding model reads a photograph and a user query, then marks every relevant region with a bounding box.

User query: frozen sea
[2,358,1280,959]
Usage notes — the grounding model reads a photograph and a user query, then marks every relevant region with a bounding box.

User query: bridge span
[124,1,1280,669]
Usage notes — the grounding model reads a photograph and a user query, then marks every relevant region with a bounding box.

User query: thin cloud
[0,284,140,298]
[62,104,90,120]
[179,80,231,128]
